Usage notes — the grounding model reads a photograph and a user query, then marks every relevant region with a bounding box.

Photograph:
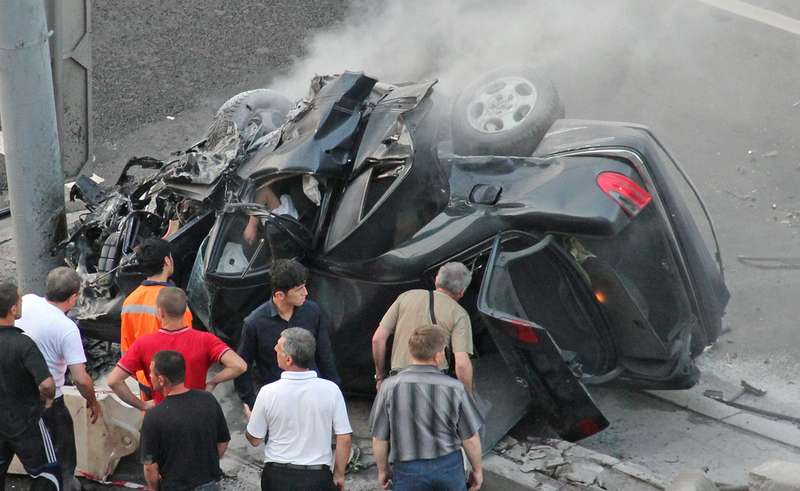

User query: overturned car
[65,66,729,444]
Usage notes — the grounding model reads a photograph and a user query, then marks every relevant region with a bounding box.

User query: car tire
[451,65,564,156]
[206,89,293,148]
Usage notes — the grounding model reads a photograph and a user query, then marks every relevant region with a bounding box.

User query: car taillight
[508,318,539,344]
[597,172,652,217]
[576,418,603,438]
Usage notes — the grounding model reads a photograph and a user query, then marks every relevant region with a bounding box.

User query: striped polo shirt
[369,364,484,463]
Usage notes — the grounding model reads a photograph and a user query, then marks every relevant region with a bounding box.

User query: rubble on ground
[491,436,669,490]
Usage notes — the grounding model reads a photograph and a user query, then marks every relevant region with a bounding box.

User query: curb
[645,388,800,450]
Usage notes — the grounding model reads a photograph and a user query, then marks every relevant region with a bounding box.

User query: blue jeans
[393,450,466,491]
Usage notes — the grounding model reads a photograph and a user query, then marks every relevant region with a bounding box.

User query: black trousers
[43,397,77,490]
[0,418,62,490]
[261,464,336,491]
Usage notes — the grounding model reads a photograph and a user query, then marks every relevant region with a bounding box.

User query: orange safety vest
[120,281,193,393]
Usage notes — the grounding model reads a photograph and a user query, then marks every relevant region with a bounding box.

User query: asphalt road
[92,0,348,141]
[5,0,800,487]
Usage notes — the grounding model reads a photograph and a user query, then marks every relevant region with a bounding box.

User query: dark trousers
[0,418,62,490]
[43,396,77,490]
[261,464,336,491]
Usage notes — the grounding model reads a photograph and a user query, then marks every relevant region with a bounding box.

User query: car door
[477,233,609,441]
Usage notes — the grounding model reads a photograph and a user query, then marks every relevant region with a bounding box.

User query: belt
[265,462,330,471]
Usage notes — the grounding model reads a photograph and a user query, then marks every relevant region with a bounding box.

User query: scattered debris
[77,470,146,489]
[750,460,800,490]
[762,150,779,158]
[703,379,766,404]
[493,438,668,489]
[166,115,175,120]
[667,469,719,491]
[724,190,755,202]
[737,255,800,270]
[83,338,121,380]
[555,461,604,485]
[347,446,368,473]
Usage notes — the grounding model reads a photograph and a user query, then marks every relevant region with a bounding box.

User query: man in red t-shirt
[107,287,247,409]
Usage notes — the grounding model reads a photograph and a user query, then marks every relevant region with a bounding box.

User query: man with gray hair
[246,327,352,490]
[372,262,475,391]
[16,267,102,490]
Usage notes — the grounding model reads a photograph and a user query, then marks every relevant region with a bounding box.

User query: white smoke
[271,0,639,100]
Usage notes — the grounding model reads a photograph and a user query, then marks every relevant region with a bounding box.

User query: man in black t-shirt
[140,350,230,491]
[0,281,60,491]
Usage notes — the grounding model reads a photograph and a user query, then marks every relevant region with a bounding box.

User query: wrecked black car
[65,66,729,444]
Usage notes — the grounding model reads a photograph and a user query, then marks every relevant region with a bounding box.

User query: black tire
[206,89,293,148]
[451,65,564,156]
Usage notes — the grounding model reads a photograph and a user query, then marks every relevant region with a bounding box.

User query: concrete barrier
[10,386,141,480]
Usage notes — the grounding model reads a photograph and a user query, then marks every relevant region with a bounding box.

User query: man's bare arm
[69,363,102,423]
[371,326,390,389]
[38,377,56,406]
[245,430,263,448]
[462,432,483,491]
[372,437,392,489]
[107,366,151,411]
[333,434,352,490]
[454,351,474,393]
[206,350,247,391]
[217,441,229,459]
[143,462,160,490]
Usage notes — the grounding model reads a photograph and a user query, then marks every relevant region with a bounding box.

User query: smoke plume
[271,0,640,100]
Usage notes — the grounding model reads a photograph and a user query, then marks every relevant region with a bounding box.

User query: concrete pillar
[0,0,67,293]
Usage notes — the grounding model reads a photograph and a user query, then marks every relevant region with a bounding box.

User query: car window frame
[323,161,410,253]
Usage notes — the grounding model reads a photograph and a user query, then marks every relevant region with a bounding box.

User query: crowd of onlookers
[0,237,485,491]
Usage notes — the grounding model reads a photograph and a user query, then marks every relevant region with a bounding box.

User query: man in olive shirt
[372,262,475,391]
[0,281,60,490]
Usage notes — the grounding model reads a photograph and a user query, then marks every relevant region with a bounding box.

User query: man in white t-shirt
[16,267,102,491]
[246,327,352,490]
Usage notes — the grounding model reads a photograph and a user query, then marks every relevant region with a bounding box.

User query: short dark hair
[271,259,307,294]
[156,287,187,319]
[152,350,185,385]
[408,325,447,361]
[135,238,172,277]
[0,281,19,317]
[45,267,81,302]
[280,327,316,369]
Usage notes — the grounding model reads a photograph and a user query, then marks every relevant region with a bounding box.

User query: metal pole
[0,0,67,294]
[46,0,93,178]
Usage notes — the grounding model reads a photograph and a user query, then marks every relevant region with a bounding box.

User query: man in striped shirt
[369,325,484,491]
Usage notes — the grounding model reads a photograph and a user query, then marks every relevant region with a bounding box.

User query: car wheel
[451,65,564,156]
[206,89,293,148]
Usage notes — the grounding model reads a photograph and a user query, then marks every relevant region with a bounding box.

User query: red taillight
[508,318,539,344]
[576,418,602,438]
[597,172,652,217]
